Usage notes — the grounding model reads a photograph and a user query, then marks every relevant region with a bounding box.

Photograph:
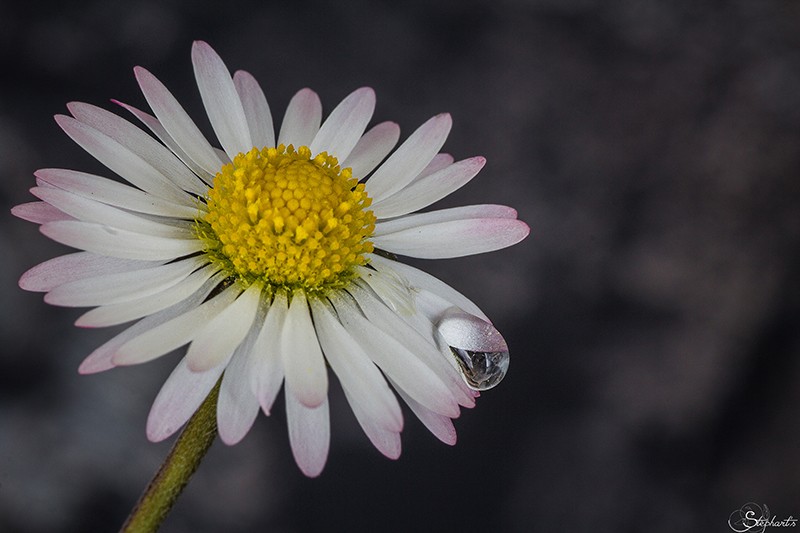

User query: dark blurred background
[2,0,799,531]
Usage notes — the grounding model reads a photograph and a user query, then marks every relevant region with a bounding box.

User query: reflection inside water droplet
[449,346,509,391]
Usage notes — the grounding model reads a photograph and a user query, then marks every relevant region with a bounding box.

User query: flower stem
[120,380,221,533]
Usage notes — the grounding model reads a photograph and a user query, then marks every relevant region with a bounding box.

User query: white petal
[78,275,220,374]
[113,285,241,366]
[31,186,194,239]
[134,66,225,176]
[286,392,329,478]
[35,168,202,218]
[281,291,327,408]
[346,392,402,459]
[365,114,452,201]
[277,88,322,147]
[192,41,252,159]
[45,256,204,307]
[311,299,403,432]
[250,291,288,415]
[233,70,275,149]
[410,153,454,183]
[347,283,475,409]
[332,293,460,417]
[75,265,222,327]
[353,265,415,316]
[371,157,486,218]
[393,383,457,446]
[341,121,400,179]
[11,202,72,224]
[374,204,518,236]
[147,357,224,442]
[55,115,187,203]
[217,316,262,445]
[114,100,216,185]
[185,283,262,372]
[19,252,160,293]
[40,220,204,261]
[366,253,489,321]
[309,87,375,161]
[372,217,530,259]
[66,102,208,197]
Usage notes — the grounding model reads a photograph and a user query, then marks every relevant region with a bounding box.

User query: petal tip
[77,358,115,375]
[10,204,28,221]
[517,220,532,240]
[218,430,245,446]
[299,462,326,478]
[133,66,155,85]
[53,114,71,128]
[145,424,174,443]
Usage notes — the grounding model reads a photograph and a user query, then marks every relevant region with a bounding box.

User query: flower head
[13,41,529,476]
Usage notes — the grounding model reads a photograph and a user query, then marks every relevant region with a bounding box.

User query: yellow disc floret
[196,144,375,292]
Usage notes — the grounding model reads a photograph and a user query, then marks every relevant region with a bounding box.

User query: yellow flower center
[196,144,375,293]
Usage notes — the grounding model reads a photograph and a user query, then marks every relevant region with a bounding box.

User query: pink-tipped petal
[113,285,240,366]
[192,41,252,158]
[372,217,530,259]
[277,88,322,148]
[77,276,219,374]
[311,299,403,432]
[75,266,221,328]
[348,283,475,409]
[11,202,73,224]
[66,102,207,197]
[147,357,225,442]
[309,87,375,161]
[365,114,452,201]
[394,384,457,446]
[19,252,158,293]
[134,66,224,175]
[333,293,461,418]
[371,156,487,218]
[54,115,187,203]
[373,204,518,236]
[233,70,275,149]
[286,392,330,478]
[30,186,194,239]
[45,257,203,307]
[34,168,201,218]
[346,392,402,459]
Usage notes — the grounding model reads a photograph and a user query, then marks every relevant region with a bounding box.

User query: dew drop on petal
[449,346,509,391]
[436,306,510,391]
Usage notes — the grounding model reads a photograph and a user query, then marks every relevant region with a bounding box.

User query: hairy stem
[120,380,220,533]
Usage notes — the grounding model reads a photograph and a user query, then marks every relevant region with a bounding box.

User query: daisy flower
[13,41,529,477]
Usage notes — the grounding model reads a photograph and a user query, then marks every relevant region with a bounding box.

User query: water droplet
[449,346,510,391]
[436,306,511,391]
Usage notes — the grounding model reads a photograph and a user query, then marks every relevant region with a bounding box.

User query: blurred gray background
[2,0,799,531]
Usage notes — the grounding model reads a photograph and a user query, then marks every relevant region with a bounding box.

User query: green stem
[120,380,221,533]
